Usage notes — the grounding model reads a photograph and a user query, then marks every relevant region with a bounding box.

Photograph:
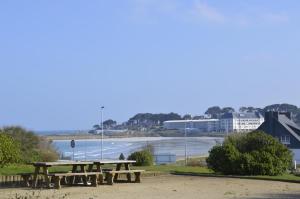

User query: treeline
[92,103,300,131]
[205,103,300,125]
[125,103,300,127]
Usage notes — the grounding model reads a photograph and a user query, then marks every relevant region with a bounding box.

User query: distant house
[258,111,300,149]
[220,112,264,133]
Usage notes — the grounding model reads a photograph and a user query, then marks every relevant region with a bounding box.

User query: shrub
[0,134,21,167]
[119,153,126,160]
[206,131,292,176]
[1,126,58,163]
[128,149,154,166]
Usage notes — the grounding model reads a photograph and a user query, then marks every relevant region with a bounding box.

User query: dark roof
[221,112,263,119]
[258,112,300,148]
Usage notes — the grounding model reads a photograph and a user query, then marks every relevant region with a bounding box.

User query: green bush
[0,134,21,167]
[128,149,154,166]
[206,131,292,176]
[1,126,58,163]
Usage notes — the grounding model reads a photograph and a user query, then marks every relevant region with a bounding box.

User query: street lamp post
[184,120,187,166]
[101,106,104,160]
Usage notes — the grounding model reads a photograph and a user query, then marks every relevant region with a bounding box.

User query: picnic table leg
[32,166,40,188]
[134,172,141,183]
[125,163,132,182]
[96,164,104,184]
[113,163,122,181]
[70,165,77,185]
[80,165,88,186]
[42,166,51,188]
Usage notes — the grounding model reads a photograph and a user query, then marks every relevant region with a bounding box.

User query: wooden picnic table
[30,160,143,188]
[91,160,143,184]
[31,161,94,188]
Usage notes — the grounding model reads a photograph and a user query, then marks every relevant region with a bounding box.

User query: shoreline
[43,134,225,141]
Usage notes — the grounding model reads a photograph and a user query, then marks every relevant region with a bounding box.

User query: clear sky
[1,0,300,131]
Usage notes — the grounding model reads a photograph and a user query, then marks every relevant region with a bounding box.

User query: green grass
[0,164,72,175]
[133,165,213,174]
[1,163,300,184]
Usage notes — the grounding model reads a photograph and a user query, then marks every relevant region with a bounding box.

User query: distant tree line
[205,103,300,125]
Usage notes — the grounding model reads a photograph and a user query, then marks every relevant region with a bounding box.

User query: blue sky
[0,0,300,130]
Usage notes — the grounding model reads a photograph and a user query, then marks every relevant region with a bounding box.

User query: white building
[163,119,219,132]
[163,112,264,133]
[220,112,264,133]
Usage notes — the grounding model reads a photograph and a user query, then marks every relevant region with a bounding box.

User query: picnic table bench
[91,160,144,184]
[31,161,97,188]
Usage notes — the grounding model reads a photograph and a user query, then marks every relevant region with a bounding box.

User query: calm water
[53,137,223,161]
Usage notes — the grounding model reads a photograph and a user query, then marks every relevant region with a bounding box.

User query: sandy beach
[2,175,300,199]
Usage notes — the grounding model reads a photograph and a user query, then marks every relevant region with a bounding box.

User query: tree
[93,124,101,130]
[221,107,235,114]
[205,106,222,118]
[207,131,292,176]
[0,134,21,167]
[1,126,58,163]
[239,106,261,113]
[263,103,298,114]
[182,114,192,120]
[103,119,117,128]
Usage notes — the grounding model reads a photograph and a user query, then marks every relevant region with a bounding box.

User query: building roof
[258,112,300,149]
[221,112,263,119]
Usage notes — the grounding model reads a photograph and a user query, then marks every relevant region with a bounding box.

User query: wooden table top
[93,160,136,164]
[32,161,94,166]
[32,160,136,167]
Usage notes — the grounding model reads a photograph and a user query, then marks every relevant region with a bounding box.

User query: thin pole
[101,106,104,160]
[185,120,187,166]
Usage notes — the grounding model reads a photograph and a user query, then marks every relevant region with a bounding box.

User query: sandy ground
[1,175,300,199]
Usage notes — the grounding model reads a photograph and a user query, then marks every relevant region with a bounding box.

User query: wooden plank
[107,170,145,174]
[32,161,94,166]
[50,172,102,177]
[94,160,136,164]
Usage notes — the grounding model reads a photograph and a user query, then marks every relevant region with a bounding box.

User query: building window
[280,135,290,145]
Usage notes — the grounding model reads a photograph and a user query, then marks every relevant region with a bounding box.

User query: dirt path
[2,175,300,199]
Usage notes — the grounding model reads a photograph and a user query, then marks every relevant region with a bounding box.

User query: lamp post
[184,119,188,166]
[101,106,104,160]
[184,122,187,165]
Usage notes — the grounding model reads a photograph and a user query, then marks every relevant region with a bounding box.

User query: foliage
[1,126,58,163]
[103,119,117,128]
[128,149,154,166]
[128,112,182,126]
[0,134,21,167]
[182,114,192,120]
[239,106,262,113]
[206,131,293,176]
[205,106,235,118]
[205,106,222,118]
[119,153,125,160]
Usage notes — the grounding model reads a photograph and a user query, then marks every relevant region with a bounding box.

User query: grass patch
[133,165,213,174]
[0,164,72,175]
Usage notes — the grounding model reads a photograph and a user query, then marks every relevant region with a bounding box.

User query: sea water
[53,137,223,161]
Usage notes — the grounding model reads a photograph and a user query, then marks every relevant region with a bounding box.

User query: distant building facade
[258,112,300,149]
[220,112,265,133]
[163,119,219,132]
[163,112,264,133]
